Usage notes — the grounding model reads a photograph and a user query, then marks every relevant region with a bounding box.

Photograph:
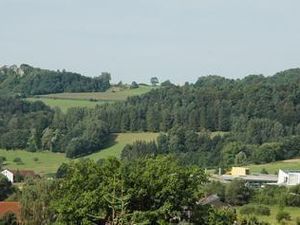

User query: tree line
[120,126,300,168]
[0,64,111,96]
[0,97,110,158]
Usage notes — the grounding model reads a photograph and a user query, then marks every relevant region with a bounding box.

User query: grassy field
[86,132,159,160]
[0,150,68,176]
[248,158,300,174]
[0,132,158,175]
[36,85,154,101]
[26,98,107,112]
[27,85,155,111]
[237,204,300,225]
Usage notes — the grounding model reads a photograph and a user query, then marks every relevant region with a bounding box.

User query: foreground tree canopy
[20,156,219,225]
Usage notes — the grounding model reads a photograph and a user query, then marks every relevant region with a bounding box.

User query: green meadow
[26,98,106,112]
[0,132,159,176]
[27,85,155,111]
[237,204,300,225]
[248,158,300,174]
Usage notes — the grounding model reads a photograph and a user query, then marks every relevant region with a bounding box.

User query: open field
[0,132,159,175]
[27,85,155,111]
[237,204,300,225]
[36,85,155,101]
[26,98,107,112]
[248,158,300,174]
[86,132,159,160]
[0,150,68,176]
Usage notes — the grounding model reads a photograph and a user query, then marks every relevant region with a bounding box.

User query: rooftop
[0,202,20,217]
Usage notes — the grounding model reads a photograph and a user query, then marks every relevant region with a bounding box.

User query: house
[1,169,36,183]
[1,169,14,183]
[231,167,250,176]
[0,202,21,219]
[278,169,300,186]
[198,194,228,208]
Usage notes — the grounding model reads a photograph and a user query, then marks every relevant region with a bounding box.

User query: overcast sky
[1,0,300,84]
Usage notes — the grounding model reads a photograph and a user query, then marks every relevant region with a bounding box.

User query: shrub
[255,206,270,216]
[240,205,256,215]
[239,205,270,216]
[13,157,23,165]
[239,216,270,225]
[276,211,291,222]
[33,157,39,162]
[260,168,268,174]
[296,217,300,225]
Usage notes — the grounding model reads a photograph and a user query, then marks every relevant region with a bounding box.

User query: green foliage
[0,213,18,225]
[0,175,14,201]
[276,211,291,222]
[121,140,158,160]
[225,179,251,205]
[13,157,23,164]
[239,205,270,216]
[260,168,268,174]
[204,181,226,202]
[20,178,56,225]
[296,217,300,225]
[239,216,270,225]
[252,186,288,206]
[150,77,159,86]
[130,81,139,89]
[208,207,236,225]
[2,67,300,167]
[0,64,111,95]
[51,156,208,224]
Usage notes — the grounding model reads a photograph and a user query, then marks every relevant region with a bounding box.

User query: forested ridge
[1,68,300,166]
[0,64,111,95]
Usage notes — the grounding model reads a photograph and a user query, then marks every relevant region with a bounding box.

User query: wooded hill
[0,64,111,96]
[1,68,300,167]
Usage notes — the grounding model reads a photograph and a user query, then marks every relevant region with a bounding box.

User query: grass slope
[248,158,300,174]
[237,204,300,225]
[37,85,154,101]
[0,132,159,175]
[0,150,68,176]
[86,132,159,160]
[27,85,155,111]
[26,98,106,112]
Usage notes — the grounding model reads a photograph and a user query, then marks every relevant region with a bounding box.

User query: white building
[278,169,300,186]
[1,169,14,183]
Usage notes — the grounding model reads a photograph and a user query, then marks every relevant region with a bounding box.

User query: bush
[239,216,270,225]
[256,206,270,216]
[296,217,300,225]
[13,157,23,165]
[260,168,268,174]
[239,205,270,216]
[276,211,291,222]
[240,205,256,215]
[33,157,39,162]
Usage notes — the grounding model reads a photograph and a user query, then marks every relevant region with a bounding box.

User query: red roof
[0,202,21,217]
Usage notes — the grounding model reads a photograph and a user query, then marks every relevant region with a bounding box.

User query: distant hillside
[0,64,111,96]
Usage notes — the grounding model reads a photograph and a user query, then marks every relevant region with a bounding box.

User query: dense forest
[0,64,111,95]
[1,68,300,167]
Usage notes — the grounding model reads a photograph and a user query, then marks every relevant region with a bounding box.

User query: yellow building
[231,167,250,176]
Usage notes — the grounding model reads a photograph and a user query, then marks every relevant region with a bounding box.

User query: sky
[1,0,300,84]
